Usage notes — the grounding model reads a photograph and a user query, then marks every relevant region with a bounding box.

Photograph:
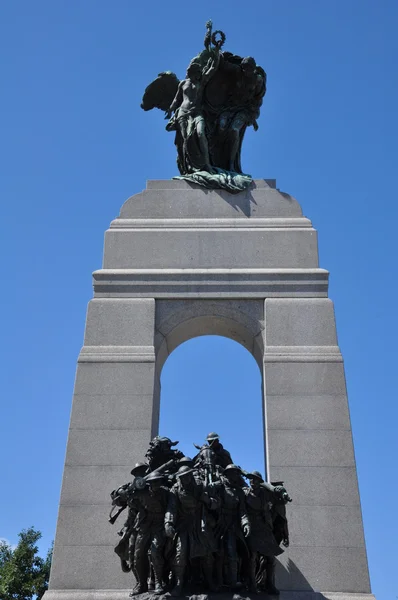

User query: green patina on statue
[141,21,267,193]
[110,433,291,597]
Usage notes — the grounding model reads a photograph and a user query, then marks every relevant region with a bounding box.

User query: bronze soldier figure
[108,433,291,596]
[244,471,284,596]
[194,432,233,475]
[213,464,251,589]
[110,462,149,574]
[256,480,292,594]
[270,480,292,548]
[132,473,170,595]
[168,456,202,486]
[165,465,219,596]
[145,436,184,472]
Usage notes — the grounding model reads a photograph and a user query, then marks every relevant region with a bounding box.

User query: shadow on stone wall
[213,187,257,216]
[277,558,330,599]
[277,557,313,591]
[210,184,297,217]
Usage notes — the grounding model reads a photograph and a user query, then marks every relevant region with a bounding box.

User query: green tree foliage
[0,528,52,600]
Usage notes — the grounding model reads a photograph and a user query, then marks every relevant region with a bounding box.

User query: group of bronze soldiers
[109,433,291,597]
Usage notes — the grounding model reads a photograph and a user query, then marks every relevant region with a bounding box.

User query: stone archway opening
[158,334,266,475]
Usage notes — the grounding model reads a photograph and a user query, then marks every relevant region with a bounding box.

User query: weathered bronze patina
[141,21,266,193]
[109,433,291,597]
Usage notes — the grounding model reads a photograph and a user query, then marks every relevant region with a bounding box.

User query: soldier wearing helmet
[177,455,194,468]
[165,465,220,596]
[168,456,201,486]
[110,462,150,575]
[212,464,251,589]
[243,471,284,595]
[131,472,170,595]
[194,432,233,472]
[145,436,184,472]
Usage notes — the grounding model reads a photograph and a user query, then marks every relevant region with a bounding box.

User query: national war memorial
[44,22,375,600]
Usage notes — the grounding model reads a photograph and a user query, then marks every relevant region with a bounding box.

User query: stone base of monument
[43,591,375,600]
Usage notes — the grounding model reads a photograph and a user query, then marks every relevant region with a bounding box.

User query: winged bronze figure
[141,21,266,193]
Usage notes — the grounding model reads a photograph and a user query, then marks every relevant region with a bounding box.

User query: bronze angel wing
[140,71,180,113]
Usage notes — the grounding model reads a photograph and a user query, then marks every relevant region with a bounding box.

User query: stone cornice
[92,268,329,298]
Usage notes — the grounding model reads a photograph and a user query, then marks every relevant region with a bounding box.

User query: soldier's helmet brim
[158,437,179,447]
[130,462,149,475]
[224,463,242,473]
[178,456,193,465]
[246,470,264,482]
[146,473,166,483]
[224,464,242,474]
[176,466,196,478]
[206,432,220,441]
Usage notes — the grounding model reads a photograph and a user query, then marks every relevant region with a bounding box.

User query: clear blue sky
[1,1,397,598]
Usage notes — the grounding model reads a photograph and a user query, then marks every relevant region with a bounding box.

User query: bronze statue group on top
[109,433,291,598]
[141,21,266,193]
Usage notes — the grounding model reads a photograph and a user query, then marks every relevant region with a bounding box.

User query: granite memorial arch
[44,179,374,599]
[44,17,374,600]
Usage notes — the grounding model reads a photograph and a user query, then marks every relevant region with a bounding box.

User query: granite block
[59,466,136,506]
[118,181,303,220]
[155,298,265,369]
[276,546,371,593]
[265,299,338,347]
[287,505,366,548]
[83,298,155,346]
[70,394,155,430]
[267,466,360,506]
[103,228,319,270]
[92,268,329,299]
[74,362,156,396]
[267,430,355,467]
[266,395,351,430]
[55,504,120,547]
[264,362,348,396]
[156,299,264,339]
[49,544,130,589]
[65,428,152,467]
[145,178,277,190]
[160,314,256,358]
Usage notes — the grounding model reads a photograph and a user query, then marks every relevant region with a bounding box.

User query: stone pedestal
[45,180,375,600]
